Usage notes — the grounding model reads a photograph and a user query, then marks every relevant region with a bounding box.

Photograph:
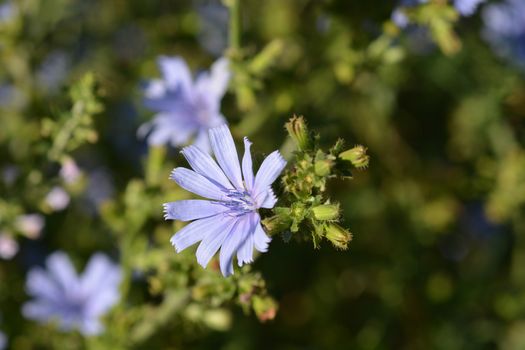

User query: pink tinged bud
[0,233,18,259]
[15,214,44,239]
[60,158,81,184]
[252,296,278,322]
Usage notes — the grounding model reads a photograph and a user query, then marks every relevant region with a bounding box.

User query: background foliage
[1,0,525,349]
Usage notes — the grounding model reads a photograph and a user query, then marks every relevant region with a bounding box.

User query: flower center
[224,189,257,215]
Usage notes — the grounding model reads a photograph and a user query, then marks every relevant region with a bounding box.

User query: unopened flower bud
[262,214,291,235]
[15,214,44,239]
[314,159,332,176]
[311,204,340,221]
[285,115,311,150]
[252,296,278,322]
[325,224,352,250]
[0,233,18,260]
[339,145,369,169]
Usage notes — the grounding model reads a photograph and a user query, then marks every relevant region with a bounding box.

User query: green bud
[339,145,369,169]
[285,115,311,150]
[314,159,332,176]
[311,204,340,221]
[314,151,333,177]
[325,224,353,250]
[262,214,291,235]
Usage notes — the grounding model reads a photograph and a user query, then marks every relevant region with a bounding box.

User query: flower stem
[226,0,241,59]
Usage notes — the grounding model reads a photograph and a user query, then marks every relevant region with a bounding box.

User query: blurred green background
[1,0,525,349]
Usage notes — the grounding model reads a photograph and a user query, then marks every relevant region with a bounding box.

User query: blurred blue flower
[23,252,122,335]
[84,168,115,214]
[454,0,485,16]
[392,0,485,27]
[0,84,27,110]
[0,330,6,350]
[165,125,287,276]
[0,1,15,24]
[482,0,525,69]
[197,2,228,56]
[36,51,70,93]
[139,56,230,152]
[391,0,427,28]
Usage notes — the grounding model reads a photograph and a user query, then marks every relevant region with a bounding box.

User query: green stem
[48,101,85,161]
[227,0,241,58]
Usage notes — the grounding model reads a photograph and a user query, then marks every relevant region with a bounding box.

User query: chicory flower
[23,252,122,335]
[139,56,230,152]
[164,125,287,276]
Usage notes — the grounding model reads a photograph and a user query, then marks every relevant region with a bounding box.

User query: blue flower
[164,125,287,277]
[0,330,6,350]
[392,0,485,28]
[454,0,485,16]
[482,0,525,69]
[391,0,427,28]
[23,252,122,335]
[197,3,229,56]
[0,2,15,24]
[139,56,230,152]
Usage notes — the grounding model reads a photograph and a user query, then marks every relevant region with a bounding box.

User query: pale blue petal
[260,188,277,209]
[170,168,225,200]
[237,233,253,267]
[143,79,166,100]
[181,145,233,189]
[80,254,121,298]
[208,57,230,98]
[143,87,190,113]
[209,125,244,189]
[237,213,259,267]
[137,120,154,140]
[193,128,212,153]
[157,56,193,93]
[219,215,251,276]
[46,251,78,290]
[163,200,228,221]
[139,112,196,147]
[26,269,61,302]
[145,124,173,146]
[22,300,55,322]
[195,57,230,100]
[242,137,254,192]
[171,214,229,252]
[253,150,287,200]
[196,216,237,268]
[80,319,103,336]
[84,287,120,318]
[254,221,271,253]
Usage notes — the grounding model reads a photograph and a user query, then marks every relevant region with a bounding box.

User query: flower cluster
[263,116,367,250]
